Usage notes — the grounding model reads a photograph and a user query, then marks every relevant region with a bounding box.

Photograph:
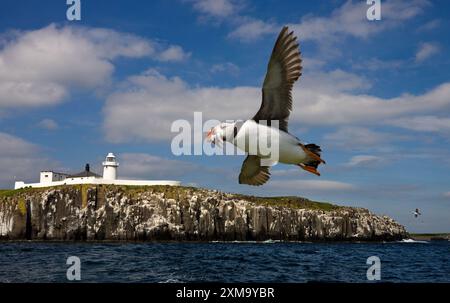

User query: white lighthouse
[102,152,119,180]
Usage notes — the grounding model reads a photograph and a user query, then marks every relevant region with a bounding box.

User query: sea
[0,240,449,283]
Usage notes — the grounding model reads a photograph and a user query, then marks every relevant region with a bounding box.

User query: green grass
[114,185,340,210]
[232,194,340,211]
[0,189,18,197]
[0,188,33,197]
[111,184,200,200]
[1,184,341,211]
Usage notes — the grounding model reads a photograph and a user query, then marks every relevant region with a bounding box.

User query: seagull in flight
[206,26,325,186]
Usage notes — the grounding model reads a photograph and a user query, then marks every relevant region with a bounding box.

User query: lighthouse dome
[105,153,116,162]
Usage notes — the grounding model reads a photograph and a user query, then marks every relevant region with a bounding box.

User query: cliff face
[0,185,408,241]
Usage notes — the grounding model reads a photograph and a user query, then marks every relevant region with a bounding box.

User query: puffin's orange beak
[206,129,215,145]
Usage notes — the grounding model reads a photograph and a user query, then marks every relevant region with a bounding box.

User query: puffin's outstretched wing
[239,155,271,186]
[252,26,302,132]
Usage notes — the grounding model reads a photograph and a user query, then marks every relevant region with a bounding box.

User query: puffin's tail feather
[305,143,321,155]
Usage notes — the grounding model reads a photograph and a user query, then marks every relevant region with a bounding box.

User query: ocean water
[0,241,449,283]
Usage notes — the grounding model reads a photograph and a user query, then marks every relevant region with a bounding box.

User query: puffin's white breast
[233,120,307,164]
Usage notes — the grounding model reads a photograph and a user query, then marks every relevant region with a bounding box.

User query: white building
[14,153,180,189]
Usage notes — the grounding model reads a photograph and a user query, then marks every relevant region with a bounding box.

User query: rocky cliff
[0,185,408,241]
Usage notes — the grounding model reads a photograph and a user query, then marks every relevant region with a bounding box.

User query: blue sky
[0,0,449,233]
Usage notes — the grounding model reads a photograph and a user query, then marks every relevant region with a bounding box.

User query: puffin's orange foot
[298,163,320,176]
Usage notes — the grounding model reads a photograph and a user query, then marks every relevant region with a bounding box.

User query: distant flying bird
[413,208,422,218]
[206,26,325,186]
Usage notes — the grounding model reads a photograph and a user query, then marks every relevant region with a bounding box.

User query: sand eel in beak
[208,26,325,186]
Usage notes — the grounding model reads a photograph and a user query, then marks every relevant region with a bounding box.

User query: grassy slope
[0,184,340,211]
[232,194,340,211]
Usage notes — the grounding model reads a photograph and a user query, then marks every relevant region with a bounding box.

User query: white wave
[263,239,282,243]
[398,238,429,243]
[159,278,184,283]
[209,240,310,244]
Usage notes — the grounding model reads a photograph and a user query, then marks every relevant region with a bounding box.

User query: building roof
[67,164,101,179]
[40,171,69,175]
[67,171,101,178]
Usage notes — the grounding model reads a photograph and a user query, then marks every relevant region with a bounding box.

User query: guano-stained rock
[0,185,408,241]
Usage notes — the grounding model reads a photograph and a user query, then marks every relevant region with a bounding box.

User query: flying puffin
[206,26,325,186]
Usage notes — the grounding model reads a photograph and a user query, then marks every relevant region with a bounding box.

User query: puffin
[206,26,325,186]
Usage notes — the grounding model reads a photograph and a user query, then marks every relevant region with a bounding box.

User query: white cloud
[415,42,440,62]
[188,1,277,42]
[294,82,450,126]
[388,116,450,133]
[0,132,38,157]
[345,155,384,167]
[301,68,371,93]
[191,0,238,17]
[118,153,199,179]
[102,64,450,143]
[158,45,191,62]
[323,127,395,150]
[290,0,429,43]
[271,168,301,177]
[0,132,57,188]
[103,69,258,142]
[302,58,326,71]
[189,0,429,64]
[351,57,404,71]
[417,19,441,32]
[267,179,355,191]
[0,24,189,109]
[210,62,240,75]
[0,81,67,107]
[323,127,415,153]
[37,118,58,130]
[228,19,278,42]
[223,0,429,42]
